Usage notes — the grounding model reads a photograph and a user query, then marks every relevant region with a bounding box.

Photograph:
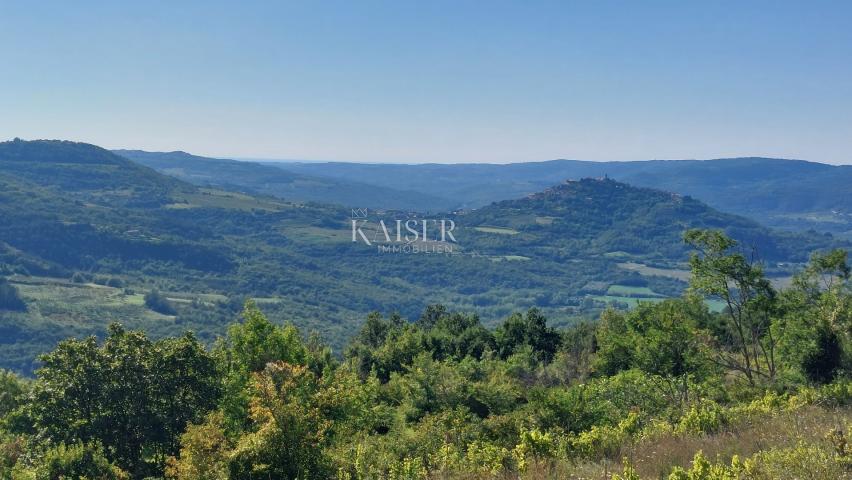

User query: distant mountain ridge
[112,148,852,236]
[116,149,457,212]
[271,157,852,235]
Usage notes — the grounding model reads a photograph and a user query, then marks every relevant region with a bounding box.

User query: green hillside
[271,158,852,236]
[0,139,844,375]
[460,178,827,263]
[115,149,852,236]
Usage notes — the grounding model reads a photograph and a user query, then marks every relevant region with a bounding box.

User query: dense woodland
[2,230,852,479]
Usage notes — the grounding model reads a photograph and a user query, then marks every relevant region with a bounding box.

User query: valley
[0,140,845,375]
[3,6,851,478]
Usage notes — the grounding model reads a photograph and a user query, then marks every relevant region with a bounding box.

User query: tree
[594,299,710,406]
[165,412,231,480]
[495,308,560,363]
[0,279,26,312]
[216,301,309,433]
[796,249,851,332]
[145,289,176,315]
[0,370,27,420]
[593,309,634,376]
[27,324,220,477]
[540,322,596,385]
[151,332,223,463]
[684,229,778,385]
[417,304,448,329]
[356,311,402,349]
[228,362,330,480]
[419,307,496,362]
[779,249,850,384]
[800,322,842,384]
[26,442,128,480]
[224,300,307,373]
[630,300,710,405]
[345,311,424,382]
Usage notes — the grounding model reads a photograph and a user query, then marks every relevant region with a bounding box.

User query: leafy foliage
[0,369,27,420]
[23,325,220,476]
[0,251,850,478]
[18,442,129,480]
[685,229,779,385]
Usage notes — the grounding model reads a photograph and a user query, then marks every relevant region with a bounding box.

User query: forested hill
[460,178,829,263]
[272,157,852,235]
[1,138,191,207]
[0,139,844,375]
[112,149,852,235]
[0,139,230,275]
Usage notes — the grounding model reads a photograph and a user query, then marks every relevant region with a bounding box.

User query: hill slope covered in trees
[1,238,852,479]
[0,139,843,375]
[269,157,852,235]
[117,149,852,235]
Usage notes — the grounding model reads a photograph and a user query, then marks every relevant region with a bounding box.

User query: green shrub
[744,443,849,479]
[568,411,640,460]
[512,429,557,472]
[667,451,744,480]
[669,443,849,480]
[612,458,641,480]
[675,400,726,436]
[20,442,128,480]
[429,440,512,476]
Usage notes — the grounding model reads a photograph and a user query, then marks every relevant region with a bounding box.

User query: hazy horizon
[112,145,849,166]
[5,138,848,166]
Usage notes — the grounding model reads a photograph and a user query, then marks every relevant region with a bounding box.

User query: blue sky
[1,1,851,163]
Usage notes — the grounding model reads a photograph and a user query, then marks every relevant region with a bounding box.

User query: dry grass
[431,406,852,480]
[574,405,852,479]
